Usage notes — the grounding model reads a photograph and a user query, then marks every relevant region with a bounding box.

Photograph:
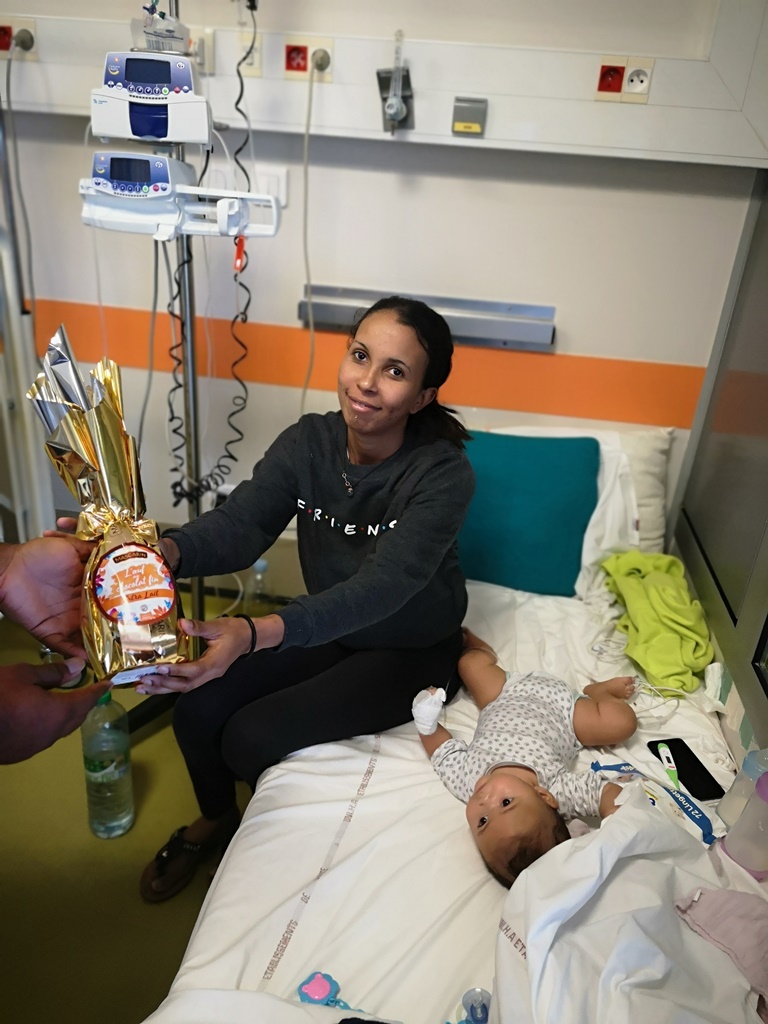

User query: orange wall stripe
[35,299,704,429]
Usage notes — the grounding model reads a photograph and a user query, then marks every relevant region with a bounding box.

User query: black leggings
[173,629,464,819]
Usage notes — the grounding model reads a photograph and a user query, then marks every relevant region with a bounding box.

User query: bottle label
[92,543,176,625]
[84,752,128,782]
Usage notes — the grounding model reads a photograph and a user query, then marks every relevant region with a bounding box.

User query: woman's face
[337,309,436,451]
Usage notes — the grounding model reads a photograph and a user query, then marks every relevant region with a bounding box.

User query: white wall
[12,110,755,530]
[1,1,719,57]
[17,113,755,369]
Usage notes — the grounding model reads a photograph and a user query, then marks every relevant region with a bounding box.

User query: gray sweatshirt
[166,411,475,650]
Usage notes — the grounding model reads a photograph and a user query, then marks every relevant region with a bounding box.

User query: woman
[139,295,475,901]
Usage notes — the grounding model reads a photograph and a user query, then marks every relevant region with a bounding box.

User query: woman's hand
[135,613,286,695]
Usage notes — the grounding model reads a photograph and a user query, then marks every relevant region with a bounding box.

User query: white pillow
[488,425,672,554]
[617,427,673,552]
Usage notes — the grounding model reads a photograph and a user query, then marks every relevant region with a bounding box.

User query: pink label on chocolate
[93,543,175,625]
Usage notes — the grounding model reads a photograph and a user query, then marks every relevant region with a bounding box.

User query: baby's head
[466,767,570,888]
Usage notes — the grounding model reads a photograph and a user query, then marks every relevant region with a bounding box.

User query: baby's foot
[584,676,636,701]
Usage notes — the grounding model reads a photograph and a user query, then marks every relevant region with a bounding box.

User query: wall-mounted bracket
[376,67,414,133]
[298,286,555,352]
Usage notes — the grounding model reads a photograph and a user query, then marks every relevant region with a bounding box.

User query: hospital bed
[143,427,764,1024]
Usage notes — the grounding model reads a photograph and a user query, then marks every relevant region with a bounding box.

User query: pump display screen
[109,157,151,183]
[124,57,172,85]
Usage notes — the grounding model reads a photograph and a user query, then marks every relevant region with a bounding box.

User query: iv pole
[168,0,204,626]
[0,85,56,540]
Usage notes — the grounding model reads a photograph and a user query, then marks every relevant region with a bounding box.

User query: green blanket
[601,551,713,695]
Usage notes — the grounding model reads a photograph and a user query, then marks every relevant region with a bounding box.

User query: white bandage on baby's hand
[412,687,447,735]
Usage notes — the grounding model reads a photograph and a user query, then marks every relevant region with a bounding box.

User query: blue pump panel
[129,103,169,140]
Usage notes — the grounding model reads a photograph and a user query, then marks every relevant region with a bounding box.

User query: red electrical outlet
[597,64,625,93]
[0,26,13,51]
[285,44,308,73]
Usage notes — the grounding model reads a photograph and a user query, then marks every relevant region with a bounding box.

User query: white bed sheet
[491,785,765,1024]
[144,581,738,1024]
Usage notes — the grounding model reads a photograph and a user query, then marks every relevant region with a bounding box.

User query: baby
[411,630,638,887]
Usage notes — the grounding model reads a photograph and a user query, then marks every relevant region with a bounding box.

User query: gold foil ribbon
[27,326,189,684]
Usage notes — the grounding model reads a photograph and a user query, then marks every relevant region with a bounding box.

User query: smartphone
[647,737,725,801]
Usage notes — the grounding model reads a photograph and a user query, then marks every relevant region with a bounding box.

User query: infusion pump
[85,151,197,197]
[91,51,210,146]
[80,153,280,241]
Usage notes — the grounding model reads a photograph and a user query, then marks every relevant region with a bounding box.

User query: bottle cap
[97,690,112,705]
[756,771,768,804]
[744,748,768,778]
[254,558,268,573]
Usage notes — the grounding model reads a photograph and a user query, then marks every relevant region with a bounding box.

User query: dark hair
[351,295,471,450]
[486,807,571,889]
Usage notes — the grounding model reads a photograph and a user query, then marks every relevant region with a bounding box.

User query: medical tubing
[163,242,188,493]
[4,45,36,336]
[232,5,256,191]
[197,145,210,186]
[138,239,159,452]
[169,250,251,506]
[299,62,317,417]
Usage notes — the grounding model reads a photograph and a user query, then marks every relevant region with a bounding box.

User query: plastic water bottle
[244,557,270,617]
[81,690,134,838]
[460,988,491,1024]
[717,747,768,828]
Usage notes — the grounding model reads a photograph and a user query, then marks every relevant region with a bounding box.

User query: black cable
[162,243,188,495]
[197,145,210,186]
[137,239,159,451]
[232,4,256,191]
[167,243,252,508]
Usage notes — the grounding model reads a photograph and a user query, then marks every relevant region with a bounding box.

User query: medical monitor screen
[125,57,172,85]
[110,157,151,183]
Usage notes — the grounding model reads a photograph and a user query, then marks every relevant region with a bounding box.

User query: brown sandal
[139,811,239,903]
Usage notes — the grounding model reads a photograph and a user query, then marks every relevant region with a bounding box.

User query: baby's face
[465,768,558,876]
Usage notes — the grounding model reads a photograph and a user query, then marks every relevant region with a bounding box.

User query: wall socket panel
[189,26,216,75]
[252,164,288,208]
[595,54,655,103]
[622,57,655,104]
[283,36,334,82]
[0,17,38,60]
[238,30,262,78]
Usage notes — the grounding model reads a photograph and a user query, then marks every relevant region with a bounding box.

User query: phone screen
[647,738,725,801]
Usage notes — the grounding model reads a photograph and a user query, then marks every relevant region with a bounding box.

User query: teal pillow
[459,432,600,597]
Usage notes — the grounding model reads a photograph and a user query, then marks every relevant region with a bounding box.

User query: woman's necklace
[341,446,379,497]
[341,466,355,497]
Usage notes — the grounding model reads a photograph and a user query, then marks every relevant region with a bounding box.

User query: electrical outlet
[238,29,262,77]
[283,36,333,83]
[595,55,626,102]
[622,57,655,104]
[0,17,38,61]
[252,164,289,208]
[189,26,216,75]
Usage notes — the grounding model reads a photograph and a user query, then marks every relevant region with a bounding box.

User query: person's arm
[419,723,453,758]
[135,612,286,695]
[550,770,616,820]
[598,782,623,818]
[0,661,109,764]
[412,687,453,756]
[277,448,475,649]
[0,537,92,658]
[164,424,300,579]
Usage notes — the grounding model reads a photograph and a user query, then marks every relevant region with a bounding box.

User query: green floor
[0,617,248,1024]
